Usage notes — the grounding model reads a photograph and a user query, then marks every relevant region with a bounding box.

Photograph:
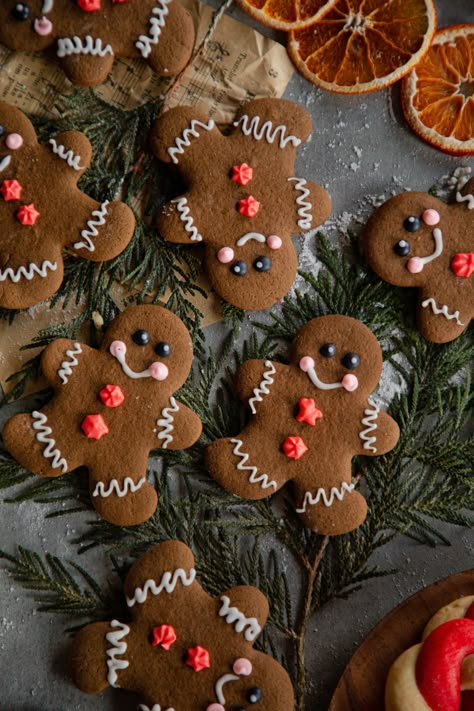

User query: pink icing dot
[233,658,253,676]
[341,374,358,392]
[299,356,315,372]
[6,133,23,150]
[34,17,53,36]
[422,209,440,226]
[267,235,282,250]
[206,705,225,711]
[109,340,127,358]
[149,362,169,381]
[217,247,234,264]
[407,257,424,274]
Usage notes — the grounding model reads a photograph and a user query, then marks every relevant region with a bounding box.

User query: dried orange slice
[287,0,437,94]
[402,25,474,155]
[237,0,338,31]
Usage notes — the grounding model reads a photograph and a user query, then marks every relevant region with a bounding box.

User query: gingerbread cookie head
[0,0,195,86]
[72,541,295,710]
[151,98,332,311]
[364,179,474,343]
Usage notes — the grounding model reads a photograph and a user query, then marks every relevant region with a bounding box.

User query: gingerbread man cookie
[72,540,294,710]
[3,305,202,526]
[0,0,194,86]
[385,595,474,711]
[150,98,332,311]
[364,178,474,343]
[0,101,135,309]
[206,315,399,535]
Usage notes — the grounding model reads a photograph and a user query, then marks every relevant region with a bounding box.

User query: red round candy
[282,436,307,459]
[99,384,125,408]
[81,414,109,440]
[186,645,210,672]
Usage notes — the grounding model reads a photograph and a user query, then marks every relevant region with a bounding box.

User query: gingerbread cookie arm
[218,585,269,635]
[47,131,93,176]
[416,288,468,343]
[234,359,284,407]
[288,178,332,234]
[150,106,222,168]
[233,97,313,147]
[157,194,206,244]
[153,399,202,451]
[67,197,135,262]
[143,0,195,77]
[72,622,114,695]
[40,339,93,388]
[356,402,400,456]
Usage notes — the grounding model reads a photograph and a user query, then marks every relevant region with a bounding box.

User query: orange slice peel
[237,0,338,31]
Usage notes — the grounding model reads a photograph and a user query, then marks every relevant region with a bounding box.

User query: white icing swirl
[92,477,147,498]
[233,114,301,149]
[106,620,130,688]
[288,177,313,230]
[58,343,82,384]
[126,567,196,607]
[0,260,57,283]
[73,201,109,252]
[248,360,276,415]
[219,595,261,642]
[456,191,474,209]
[359,399,380,453]
[57,36,113,58]
[156,397,179,448]
[296,482,355,513]
[421,298,464,326]
[230,439,277,491]
[136,0,172,58]
[172,197,203,242]
[49,138,84,171]
[167,119,215,165]
[31,411,68,473]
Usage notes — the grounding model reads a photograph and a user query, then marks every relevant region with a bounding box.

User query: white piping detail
[233,114,301,149]
[236,232,266,247]
[126,568,196,607]
[138,705,174,711]
[31,411,68,474]
[248,360,276,415]
[219,595,261,641]
[156,397,179,449]
[0,155,12,173]
[296,483,355,514]
[456,191,474,209]
[421,298,464,326]
[0,260,57,283]
[110,348,157,380]
[73,201,109,252]
[359,400,380,453]
[49,138,83,171]
[288,177,313,230]
[172,197,203,242]
[57,36,114,58]
[106,620,130,688]
[230,439,277,491]
[136,0,172,58]
[304,365,343,391]
[42,0,54,12]
[58,343,82,384]
[216,674,240,704]
[167,119,215,164]
[418,228,444,267]
[92,477,147,499]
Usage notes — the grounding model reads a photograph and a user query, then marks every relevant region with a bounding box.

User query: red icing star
[282,436,308,460]
[186,645,210,672]
[1,179,23,202]
[451,252,474,278]
[78,0,101,10]
[81,414,109,440]
[238,195,260,217]
[151,624,177,650]
[99,384,125,408]
[17,203,40,226]
[231,163,253,186]
[296,398,323,426]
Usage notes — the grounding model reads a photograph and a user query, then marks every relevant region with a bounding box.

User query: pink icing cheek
[422,209,440,226]
[407,257,424,274]
[109,340,127,358]
[341,374,358,392]
[267,234,282,250]
[299,356,315,373]
[34,17,53,36]
[6,133,23,150]
[206,705,225,711]
[149,362,169,381]
[217,247,234,264]
[233,658,253,676]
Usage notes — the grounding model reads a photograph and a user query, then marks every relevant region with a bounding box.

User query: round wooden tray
[329,569,474,711]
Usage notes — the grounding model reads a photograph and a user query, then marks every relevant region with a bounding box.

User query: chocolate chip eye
[132,329,150,346]
[155,341,172,357]
[342,352,360,369]
[253,255,271,272]
[403,215,421,232]
[12,3,30,20]
[393,239,410,257]
[247,687,263,704]
[320,343,336,358]
[231,260,248,276]
[0,125,5,137]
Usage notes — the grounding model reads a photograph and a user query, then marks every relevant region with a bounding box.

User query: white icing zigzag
[359,400,380,453]
[172,197,203,242]
[31,411,68,474]
[296,482,355,514]
[49,138,83,171]
[126,567,196,607]
[156,396,180,449]
[168,119,215,164]
[106,620,130,688]
[288,177,313,230]
[248,360,276,415]
[73,201,109,252]
[136,0,172,58]
[219,595,261,642]
[456,191,474,209]
[57,36,113,58]
[421,298,464,326]
[139,705,175,711]
[230,439,277,491]
[58,343,82,384]
[233,115,301,149]
[92,477,147,499]
[0,261,57,283]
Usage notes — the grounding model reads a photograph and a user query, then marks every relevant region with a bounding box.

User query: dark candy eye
[132,329,150,346]
[12,3,30,20]
[231,260,248,276]
[234,707,246,711]
[0,125,5,137]
[342,352,360,369]
[320,343,336,358]
[155,341,172,357]
[403,215,421,233]
[253,255,271,272]
[393,239,410,257]
[247,687,263,704]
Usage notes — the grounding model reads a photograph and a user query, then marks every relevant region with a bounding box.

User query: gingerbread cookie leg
[417,289,468,343]
[89,470,158,527]
[294,478,367,536]
[58,52,116,88]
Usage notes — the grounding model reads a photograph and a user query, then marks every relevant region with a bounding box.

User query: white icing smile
[109,341,169,381]
[407,228,443,274]
[236,232,266,247]
[299,356,358,392]
[0,155,11,173]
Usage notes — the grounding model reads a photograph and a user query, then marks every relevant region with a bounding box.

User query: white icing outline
[219,595,261,642]
[156,396,179,448]
[136,0,172,59]
[359,399,380,453]
[421,298,464,326]
[248,360,276,415]
[230,439,277,491]
[296,482,355,514]
[233,114,301,149]
[49,138,84,171]
[456,191,474,209]
[167,119,215,165]
[172,197,203,242]
[126,567,196,607]
[73,201,109,252]
[236,232,266,247]
[288,177,313,230]
[0,260,57,283]
[92,477,147,498]
[303,364,344,391]
[216,673,240,704]
[31,411,68,474]
[106,620,130,688]
[57,36,113,58]
[58,342,82,384]
[0,155,12,173]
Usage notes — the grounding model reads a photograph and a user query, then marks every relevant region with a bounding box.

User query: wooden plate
[329,569,474,711]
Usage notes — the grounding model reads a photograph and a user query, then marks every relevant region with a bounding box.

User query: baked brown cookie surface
[151,98,332,311]
[72,540,295,710]
[206,315,399,535]
[3,305,202,526]
[0,0,195,86]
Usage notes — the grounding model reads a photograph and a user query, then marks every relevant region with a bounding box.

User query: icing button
[422,208,440,226]
[186,645,210,672]
[78,0,102,10]
[206,705,225,711]
[267,234,282,250]
[233,658,253,676]
[81,414,109,440]
[217,247,234,264]
[299,356,315,373]
[296,398,323,426]
[451,252,474,278]
[6,133,23,150]
[238,195,260,217]
[282,436,308,460]
[1,179,23,201]
[17,203,40,226]
[34,17,53,36]
[407,256,424,274]
[231,163,253,186]
[99,384,125,408]
[151,624,177,650]
[341,374,358,392]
